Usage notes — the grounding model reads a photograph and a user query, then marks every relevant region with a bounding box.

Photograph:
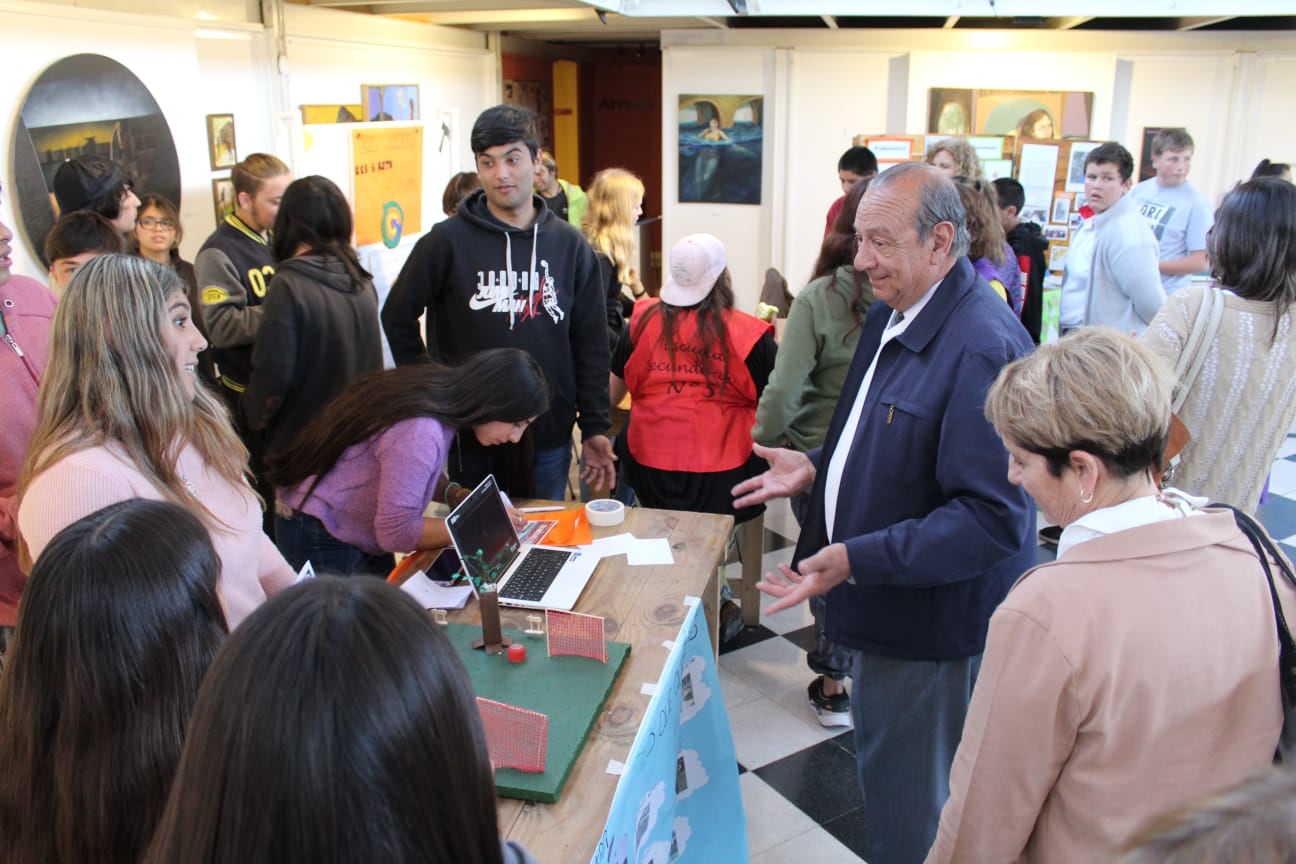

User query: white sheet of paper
[580,533,674,565]
[1019,143,1060,210]
[984,158,1014,181]
[400,569,473,610]
[866,139,912,163]
[626,537,674,566]
[967,136,1004,161]
[583,533,636,558]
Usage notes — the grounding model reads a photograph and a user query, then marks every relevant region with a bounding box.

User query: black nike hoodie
[382,189,610,450]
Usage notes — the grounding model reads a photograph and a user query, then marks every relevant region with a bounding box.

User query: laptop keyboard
[498,548,573,602]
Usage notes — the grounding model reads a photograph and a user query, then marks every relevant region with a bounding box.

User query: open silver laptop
[446,475,598,611]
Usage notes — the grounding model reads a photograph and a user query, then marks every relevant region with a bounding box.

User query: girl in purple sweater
[267,349,549,577]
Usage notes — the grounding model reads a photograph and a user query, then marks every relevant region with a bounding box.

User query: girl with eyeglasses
[133,193,215,383]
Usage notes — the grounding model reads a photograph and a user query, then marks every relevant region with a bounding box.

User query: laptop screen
[446,475,520,587]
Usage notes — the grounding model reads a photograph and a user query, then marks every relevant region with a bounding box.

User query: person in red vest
[611,233,776,636]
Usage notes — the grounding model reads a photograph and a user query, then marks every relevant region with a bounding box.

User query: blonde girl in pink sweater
[17,254,293,627]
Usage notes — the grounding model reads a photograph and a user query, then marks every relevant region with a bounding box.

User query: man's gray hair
[870,162,970,259]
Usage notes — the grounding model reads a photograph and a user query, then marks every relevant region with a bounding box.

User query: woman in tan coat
[925,328,1292,864]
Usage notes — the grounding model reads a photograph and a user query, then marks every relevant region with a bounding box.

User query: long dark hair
[143,578,507,864]
[0,499,227,864]
[1209,177,1296,343]
[267,348,549,496]
[632,270,736,397]
[811,176,873,340]
[272,175,371,286]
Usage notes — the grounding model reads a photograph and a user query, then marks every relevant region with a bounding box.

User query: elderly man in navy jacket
[735,162,1035,864]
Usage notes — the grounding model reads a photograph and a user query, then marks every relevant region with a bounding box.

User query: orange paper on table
[524,507,592,546]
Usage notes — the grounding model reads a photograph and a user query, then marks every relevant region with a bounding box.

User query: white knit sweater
[1142,283,1296,514]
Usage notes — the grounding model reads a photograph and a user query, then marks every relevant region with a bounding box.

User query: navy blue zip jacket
[794,255,1036,661]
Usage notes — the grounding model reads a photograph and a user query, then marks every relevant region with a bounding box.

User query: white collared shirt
[823,278,943,541]
[1055,488,1206,560]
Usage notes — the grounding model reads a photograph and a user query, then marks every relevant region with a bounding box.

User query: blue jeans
[850,650,981,864]
[807,595,853,680]
[274,510,395,579]
[532,443,572,502]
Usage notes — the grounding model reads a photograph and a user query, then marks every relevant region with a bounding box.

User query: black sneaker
[807,676,851,728]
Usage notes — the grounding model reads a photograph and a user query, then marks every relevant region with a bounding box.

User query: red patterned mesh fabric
[476,698,548,773]
[545,609,608,663]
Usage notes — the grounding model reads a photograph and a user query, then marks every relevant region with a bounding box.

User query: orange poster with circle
[352,126,422,248]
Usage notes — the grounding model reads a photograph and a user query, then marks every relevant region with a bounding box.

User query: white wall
[190,27,277,258]
[1241,53,1296,181]
[662,28,1296,310]
[783,49,892,288]
[661,45,772,309]
[280,5,495,329]
[283,4,495,245]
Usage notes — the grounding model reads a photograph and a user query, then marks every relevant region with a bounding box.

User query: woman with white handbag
[1142,176,1296,513]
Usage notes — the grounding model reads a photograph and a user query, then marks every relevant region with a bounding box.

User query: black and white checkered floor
[719,436,1296,862]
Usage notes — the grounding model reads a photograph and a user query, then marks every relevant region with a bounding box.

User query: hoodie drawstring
[504,231,514,330]
[528,222,539,316]
[502,223,541,331]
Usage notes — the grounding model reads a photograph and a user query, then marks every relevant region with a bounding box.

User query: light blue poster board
[588,601,746,864]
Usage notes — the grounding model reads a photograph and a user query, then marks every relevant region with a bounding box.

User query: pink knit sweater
[18,442,294,628]
[0,276,57,626]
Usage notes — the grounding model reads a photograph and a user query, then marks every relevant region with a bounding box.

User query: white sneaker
[807,676,851,728]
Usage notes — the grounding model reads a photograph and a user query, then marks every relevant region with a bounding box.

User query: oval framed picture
[11,53,181,266]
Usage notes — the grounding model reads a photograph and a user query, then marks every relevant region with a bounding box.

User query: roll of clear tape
[585,498,626,527]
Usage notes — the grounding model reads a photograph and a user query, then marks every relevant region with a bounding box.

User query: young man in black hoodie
[993,177,1048,344]
[382,105,614,500]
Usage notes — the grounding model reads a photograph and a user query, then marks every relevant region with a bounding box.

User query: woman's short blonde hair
[984,328,1173,477]
[925,137,984,181]
[1112,767,1296,864]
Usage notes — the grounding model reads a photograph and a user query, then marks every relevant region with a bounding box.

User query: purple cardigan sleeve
[370,417,453,554]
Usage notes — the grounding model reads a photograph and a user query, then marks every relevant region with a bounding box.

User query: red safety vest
[624,301,772,472]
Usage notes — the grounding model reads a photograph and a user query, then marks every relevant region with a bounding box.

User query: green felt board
[444,622,631,803]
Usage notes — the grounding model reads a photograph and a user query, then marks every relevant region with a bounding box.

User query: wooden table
[403,504,730,861]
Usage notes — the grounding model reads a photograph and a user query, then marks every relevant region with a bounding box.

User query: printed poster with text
[352,126,422,248]
[590,601,746,864]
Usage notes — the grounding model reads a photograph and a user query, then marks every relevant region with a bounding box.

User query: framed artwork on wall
[12,52,182,265]
[677,94,763,205]
[206,114,237,170]
[212,177,235,225]
[299,104,362,124]
[928,88,1094,140]
[360,85,420,122]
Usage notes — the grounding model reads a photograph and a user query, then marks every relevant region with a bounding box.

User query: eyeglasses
[138,217,176,230]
